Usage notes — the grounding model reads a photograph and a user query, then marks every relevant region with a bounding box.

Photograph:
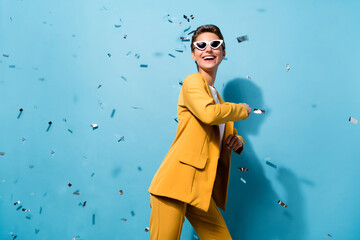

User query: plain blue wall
[1,0,360,239]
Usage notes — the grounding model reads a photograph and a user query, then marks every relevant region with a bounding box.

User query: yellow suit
[148,72,249,212]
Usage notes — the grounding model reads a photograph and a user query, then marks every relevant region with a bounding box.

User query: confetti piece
[183,15,189,22]
[9,65,15,68]
[349,116,358,124]
[140,64,148,68]
[22,138,26,141]
[238,167,248,171]
[3,54,9,57]
[107,53,111,57]
[38,77,45,81]
[91,123,98,130]
[51,150,55,156]
[121,218,127,221]
[16,205,22,211]
[11,233,17,239]
[286,63,290,71]
[325,233,332,238]
[17,108,23,119]
[97,84,102,89]
[237,35,249,43]
[137,166,142,171]
[118,136,125,142]
[92,214,95,225]
[68,129,73,133]
[114,24,121,28]
[119,190,123,195]
[82,201,87,207]
[278,200,287,208]
[35,229,40,234]
[253,109,265,114]
[14,201,20,205]
[135,53,140,59]
[126,51,132,56]
[184,26,191,32]
[123,34,127,39]
[179,81,183,86]
[0,152,5,156]
[68,183,72,187]
[131,210,135,216]
[168,53,176,58]
[91,173,95,177]
[22,208,30,212]
[39,207,42,214]
[180,37,190,41]
[266,160,277,168]
[111,109,116,118]
[145,227,150,232]
[121,76,127,81]
[190,14,194,19]
[46,121,52,132]
[175,49,184,53]
[174,117,179,123]
[240,178,246,184]
[132,106,143,109]
[188,30,196,35]
[73,191,80,195]
[29,165,34,168]
[246,75,251,80]
[26,215,31,220]
[72,236,80,240]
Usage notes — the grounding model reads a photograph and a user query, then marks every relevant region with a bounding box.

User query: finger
[229,136,238,149]
[226,134,234,145]
[234,140,242,151]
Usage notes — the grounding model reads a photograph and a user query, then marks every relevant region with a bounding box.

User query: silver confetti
[349,116,358,124]
[240,177,246,184]
[286,63,290,71]
[253,109,265,114]
[91,123,98,130]
[237,35,249,43]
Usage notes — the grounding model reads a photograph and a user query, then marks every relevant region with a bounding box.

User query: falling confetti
[325,233,332,238]
[175,49,184,53]
[137,166,142,171]
[179,81,183,86]
[266,160,277,169]
[130,210,135,216]
[92,214,96,225]
[123,34,127,39]
[91,173,95,177]
[238,167,248,171]
[111,109,116,118]
[107,53,111,57]
[126,51,132,56]
[180,37,190,41]
[174,117,179,123]
[3,54,9,57]
[46,121,52,132]
[184,26,191,32]
[240,178,246,184]
[246,75,251,80]
[82,201,87,207]
[119,190,123,195]
[145,227,150,232]
[0,152,5,156]
[349,116,358,124]
[121,76,127,81]
[35,229,40,234]
[188,30,196,35]
[168,53,176,58]
[253,109,265,114]
[97,84,102,89]
[14,201,20,206]
[91,123,98,130]
[73,191,80,196]
[121,218,127,221]
[237,35,249,43]
[68,183,72,187]
[286,63,290,71]
[17,108,23,119]
[68,129,73,133]
[140,64,148,68]
[135,53,140,59]
[278,200,288,208]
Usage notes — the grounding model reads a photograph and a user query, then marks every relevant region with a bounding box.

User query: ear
[223,50,226,59]
[191,51,196,61]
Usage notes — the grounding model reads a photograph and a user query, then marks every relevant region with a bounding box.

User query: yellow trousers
[149,194,232,240]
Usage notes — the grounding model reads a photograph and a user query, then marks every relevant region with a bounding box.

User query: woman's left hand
[225,134,243,152]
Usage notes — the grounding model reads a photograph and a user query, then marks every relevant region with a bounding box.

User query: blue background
[1,0,360,239]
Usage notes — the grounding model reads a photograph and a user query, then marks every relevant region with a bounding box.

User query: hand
[239,103,251,116]
[225,134,243,152]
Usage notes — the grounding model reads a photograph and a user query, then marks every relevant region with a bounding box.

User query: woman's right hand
[239,103,251,116]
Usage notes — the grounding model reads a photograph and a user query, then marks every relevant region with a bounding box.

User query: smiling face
[191,32,226,72]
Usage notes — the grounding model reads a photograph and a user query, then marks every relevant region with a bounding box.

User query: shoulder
[183,72,206,88]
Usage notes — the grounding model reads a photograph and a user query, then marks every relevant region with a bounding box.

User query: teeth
[204,56,215,60]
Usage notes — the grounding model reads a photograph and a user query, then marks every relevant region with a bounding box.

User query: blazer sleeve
[233,128,245,155]
[182,74,249,125]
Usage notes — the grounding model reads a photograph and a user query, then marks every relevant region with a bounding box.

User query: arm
[181,74,248,125]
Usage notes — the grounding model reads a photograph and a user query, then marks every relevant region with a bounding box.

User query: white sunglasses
[193,39,224,50]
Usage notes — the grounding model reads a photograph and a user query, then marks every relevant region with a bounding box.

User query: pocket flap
[179,152,208,170]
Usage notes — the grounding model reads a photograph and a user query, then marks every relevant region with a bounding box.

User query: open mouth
[203,55,216,61]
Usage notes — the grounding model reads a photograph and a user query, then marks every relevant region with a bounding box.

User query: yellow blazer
[148,72,249,212]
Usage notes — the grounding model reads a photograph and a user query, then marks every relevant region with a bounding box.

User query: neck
[198,67,218,87]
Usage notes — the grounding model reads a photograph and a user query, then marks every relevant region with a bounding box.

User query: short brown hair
[191,24,225,52]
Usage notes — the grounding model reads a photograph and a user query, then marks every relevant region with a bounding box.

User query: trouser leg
[186,197,232,240]
[149,194,187,240]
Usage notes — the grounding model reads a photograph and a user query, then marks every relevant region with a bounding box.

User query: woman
[148,24,251,240]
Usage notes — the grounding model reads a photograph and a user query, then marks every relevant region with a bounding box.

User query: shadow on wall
[191,78,307,240]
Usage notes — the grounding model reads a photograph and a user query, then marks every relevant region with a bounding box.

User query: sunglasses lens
[195,42,206,49]
[210,40,221,49]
